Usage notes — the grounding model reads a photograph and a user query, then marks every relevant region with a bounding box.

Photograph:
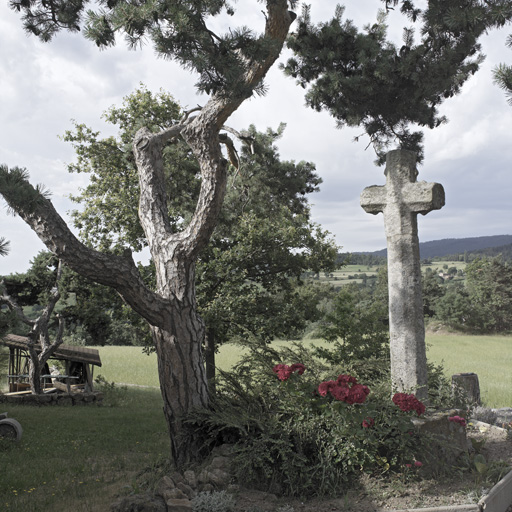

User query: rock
[176,481,195,498]
[206,469,231,487]
[155,475,176,498]
[183,470,197,489]
[165,498,192,512]
[110,492,167,512]
[212,444,234,457]
[163,488,188,500]
[412,409,468,470]
[199,484,214,493]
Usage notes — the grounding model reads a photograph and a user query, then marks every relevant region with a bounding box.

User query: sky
[1,1,512,276]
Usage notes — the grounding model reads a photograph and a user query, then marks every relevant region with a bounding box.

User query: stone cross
[360,149,445,401]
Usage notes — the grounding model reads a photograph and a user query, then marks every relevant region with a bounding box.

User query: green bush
[187,344,448,497]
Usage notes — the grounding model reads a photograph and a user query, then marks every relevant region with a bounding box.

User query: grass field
[94,334,512,407]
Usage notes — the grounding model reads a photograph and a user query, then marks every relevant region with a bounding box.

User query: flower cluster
[448,415,467,427]
[272,363,306,381]
[392,393,426,416]
[318,374,370,404]
[405,461,423,468]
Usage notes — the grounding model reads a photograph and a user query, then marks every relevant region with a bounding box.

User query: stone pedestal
[452,373,481,405]
[412,409,468,470]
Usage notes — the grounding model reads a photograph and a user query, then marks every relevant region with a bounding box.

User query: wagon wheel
[0,418,23,441]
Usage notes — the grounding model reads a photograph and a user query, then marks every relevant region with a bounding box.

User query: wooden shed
[0,334,102,394]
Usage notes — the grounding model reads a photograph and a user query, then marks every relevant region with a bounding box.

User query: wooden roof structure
[0,334,102,367]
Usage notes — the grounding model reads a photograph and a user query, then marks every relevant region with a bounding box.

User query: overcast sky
[1,1,512,276]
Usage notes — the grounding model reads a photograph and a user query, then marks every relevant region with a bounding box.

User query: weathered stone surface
[176,481,195,498]
[183,470,197,489]
[165,498,192,512]
[360,149,445,400]
[163,488,188,500]
[110,492,167,512]
[207,469,231,487]
[452,373,481,405]
[209,456,230,470]
[0,392,103,406]
[412,409,468,468]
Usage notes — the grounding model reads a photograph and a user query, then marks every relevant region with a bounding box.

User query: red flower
[318,375,370,404]
[273,363,306,381]
[290,363,306,375]
[392,393,426,416]
[448,415,467,427]
[414,461,423,467]
[362,417,375,428]
[318,380,335,397]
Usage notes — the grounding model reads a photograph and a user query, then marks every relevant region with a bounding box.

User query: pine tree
[283,0,512,164]
[1,1,296,467]
[493,34,512,104]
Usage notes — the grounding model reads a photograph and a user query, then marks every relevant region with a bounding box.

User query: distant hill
[341,235,512,264]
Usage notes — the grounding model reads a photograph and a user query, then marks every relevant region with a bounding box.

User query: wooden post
[65,360,71,394]
[452,373,481,405]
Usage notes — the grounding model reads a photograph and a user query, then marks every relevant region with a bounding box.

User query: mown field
[0,334,511,511]
[93,334,512,408]
[316,260,466,287]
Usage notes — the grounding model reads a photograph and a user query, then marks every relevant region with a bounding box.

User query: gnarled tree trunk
[0,1,294,467]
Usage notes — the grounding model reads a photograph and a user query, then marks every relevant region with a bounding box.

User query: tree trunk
[205,327,216,396]
[151,261,209,467]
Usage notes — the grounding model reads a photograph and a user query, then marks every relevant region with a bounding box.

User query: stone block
[183,470,197,489]
[412,409,468,468]
[165,498,192,512]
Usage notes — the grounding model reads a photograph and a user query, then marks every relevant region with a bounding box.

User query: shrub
[187,344,437,497]
[192,490,236,512]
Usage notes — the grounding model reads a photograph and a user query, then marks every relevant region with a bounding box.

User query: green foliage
[493,34,512,105]
[283,1,512,163]
[0,237,9,257]
[187,344,436,497]
[192,491,236,512]
[0,165,51,216]
[434,257,512,333]
[315,284,389,364]
[64,87,338,351]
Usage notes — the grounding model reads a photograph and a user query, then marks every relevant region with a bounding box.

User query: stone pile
[110,444,237,512]
[0,392,103,406]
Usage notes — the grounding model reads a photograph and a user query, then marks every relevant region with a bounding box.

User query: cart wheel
[0,418,23,441]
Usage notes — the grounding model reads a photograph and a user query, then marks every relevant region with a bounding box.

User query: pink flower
[318,375,370,404]
[290,363,306,375]
[405,464,412,468]
[318,380,335,397]
[448,415,467,427]
[272,363,306,381]
[414,461,423,467]
[392,393,426,416]
[362,417,375,428]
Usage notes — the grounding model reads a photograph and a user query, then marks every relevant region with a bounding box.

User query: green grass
[95,346,160,387]
[0,387,169,512]
[426,334,512,408]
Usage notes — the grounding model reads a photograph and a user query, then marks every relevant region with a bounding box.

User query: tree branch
[0,168,172,327]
